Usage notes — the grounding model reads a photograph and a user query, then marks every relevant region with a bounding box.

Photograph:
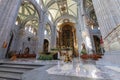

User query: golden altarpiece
[57,22,78,57]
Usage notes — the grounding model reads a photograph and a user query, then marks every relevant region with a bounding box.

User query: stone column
[76,0,84,54]
[92,0,120,53]
[76,25,82,54]
[92,0,118,38]
[92,0,105,38]
[36,10,45,59]
[93,1,120,65]
[0,0,22,58]
[107,0,120,26]
[81,0,93,54]
[50,25,57,48]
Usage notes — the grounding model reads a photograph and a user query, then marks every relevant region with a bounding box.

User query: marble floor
[0,58,120,80]
[46,59,120,80]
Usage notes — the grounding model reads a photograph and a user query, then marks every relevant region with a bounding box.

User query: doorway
[93,35,100,53]
[43,39,49,52]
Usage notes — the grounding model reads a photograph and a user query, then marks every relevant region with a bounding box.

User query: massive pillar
[0,0,22,58]
[76,0,84,54]
[36,10,45,59]
[77,0,93,54]
[92,0,120,52]
[92,0,120,65]
[50,25,57,48]
[81,0,93,54]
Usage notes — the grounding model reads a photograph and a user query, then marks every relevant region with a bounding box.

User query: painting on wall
[2,41,7,48]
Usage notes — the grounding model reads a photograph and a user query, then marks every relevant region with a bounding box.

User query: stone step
[0,61,42,66]
[0,72,21,80]
[0,60,44,80]
[0,78,13,80]
[0,64,39,69]
[0,61,44,80]
[0,67,29,74]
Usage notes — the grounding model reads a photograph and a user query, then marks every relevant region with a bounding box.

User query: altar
[60,49,73,62]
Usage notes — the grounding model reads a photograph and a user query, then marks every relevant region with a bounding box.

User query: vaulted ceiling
[41,0,77,22]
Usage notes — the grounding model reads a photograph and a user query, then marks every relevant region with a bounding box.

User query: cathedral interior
[0,0,120,80]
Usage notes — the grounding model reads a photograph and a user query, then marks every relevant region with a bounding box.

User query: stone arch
[55,15,77,38]
[8,0,43,57]
[21,0,42,20]
[18,0,41,29]
[21,16,39,28]
[54,14,77,26]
